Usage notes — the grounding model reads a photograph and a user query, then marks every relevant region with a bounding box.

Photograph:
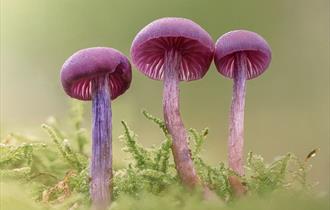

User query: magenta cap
[61,47,131,100]
[131,17,214,81]
[214,30,271,80]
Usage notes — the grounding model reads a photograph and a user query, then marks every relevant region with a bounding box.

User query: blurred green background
[1,0,329,193]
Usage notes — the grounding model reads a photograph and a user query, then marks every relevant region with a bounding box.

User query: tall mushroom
[60,47,131,210]
[214,30,271,176]
[131,17,214,188]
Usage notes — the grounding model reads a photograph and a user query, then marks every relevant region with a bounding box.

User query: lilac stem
[228,53,247,176]
[163,49,200,188]
[91,75,112,210]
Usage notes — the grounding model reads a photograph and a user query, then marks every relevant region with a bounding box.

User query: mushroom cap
[214,30,271,80]
[60,47,132,100]
[131,17,214,81]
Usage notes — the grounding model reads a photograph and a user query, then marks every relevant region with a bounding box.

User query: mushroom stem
[163,50,199,188]
[228,53,248,176]
[91,75,112,210]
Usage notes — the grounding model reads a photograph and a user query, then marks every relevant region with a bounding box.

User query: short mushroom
[214,30,271,176]
[131,17,214,188]
[60,47,131,209]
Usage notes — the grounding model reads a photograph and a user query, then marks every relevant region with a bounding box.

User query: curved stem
[163,50,200,188]
[91,76,112,210]
[228,53,247,176]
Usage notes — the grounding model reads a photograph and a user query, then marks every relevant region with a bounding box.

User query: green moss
[0,102,327,210]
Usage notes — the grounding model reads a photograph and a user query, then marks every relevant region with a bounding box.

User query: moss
[0,102,326,210]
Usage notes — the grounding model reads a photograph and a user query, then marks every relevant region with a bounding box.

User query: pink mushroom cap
[131,17,214,81]
[214,30,271,80]
[60,47,131,100]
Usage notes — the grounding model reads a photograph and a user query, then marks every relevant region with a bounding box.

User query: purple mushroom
[131,17,214,188]
[60,47,131,209]
[214,30,271,176]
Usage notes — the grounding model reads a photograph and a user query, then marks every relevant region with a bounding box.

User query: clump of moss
[0,102,322,210]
